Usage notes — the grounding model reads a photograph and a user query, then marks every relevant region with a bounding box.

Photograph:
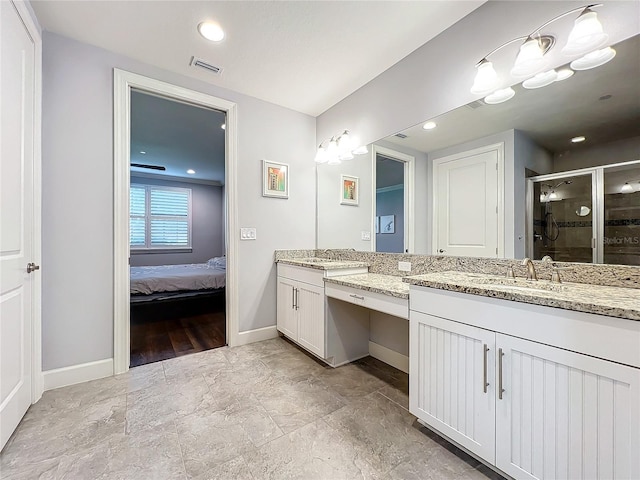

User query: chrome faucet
[521,258,538,281]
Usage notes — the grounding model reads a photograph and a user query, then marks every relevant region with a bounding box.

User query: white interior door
[434,145,501,257]
[0,1,37,451]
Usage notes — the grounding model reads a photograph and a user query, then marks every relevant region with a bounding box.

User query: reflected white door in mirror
[432,143,504,258]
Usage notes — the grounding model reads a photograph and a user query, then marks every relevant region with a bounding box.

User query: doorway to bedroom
[128,89,227,367]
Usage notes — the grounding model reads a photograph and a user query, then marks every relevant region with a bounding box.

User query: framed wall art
[340,175,359,206]
[380,214,395,234]
[263,160,289,198]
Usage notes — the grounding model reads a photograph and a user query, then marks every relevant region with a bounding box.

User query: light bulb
[570,47,616,71]
[484,87,515,105]
[471,60,499,96]
[549,191,559,201]
[511,37,547,78]
[555,69,574,81]
[571,136,586,143]
[522,69,558,89]
[339,151,354,161]
[621,183,633,194]
[338,130,351,151]
[314,145,327,164]
[562,9,608,57]
[198,22,225,42]
[187,169,196,174]
[352,145,368,155]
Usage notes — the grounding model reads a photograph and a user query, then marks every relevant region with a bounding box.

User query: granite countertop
[324,273,409,299]
[276,258,370,271]
[404,271,640,321]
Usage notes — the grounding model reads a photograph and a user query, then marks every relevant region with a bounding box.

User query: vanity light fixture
[314,130,368,165]
[555,69,575,81]
[571,135,586,143]
[187,169,196,174]
[198,22,225,42]
[621,182,634,194]
[471,4,613,103]
[422,121,437,130]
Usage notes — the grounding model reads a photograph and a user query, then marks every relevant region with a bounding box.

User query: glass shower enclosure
[527,160,640,265]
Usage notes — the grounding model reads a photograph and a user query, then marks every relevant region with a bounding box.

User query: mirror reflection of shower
[539,180,573,243]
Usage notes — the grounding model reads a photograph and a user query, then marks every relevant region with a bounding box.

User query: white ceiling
[130,91,226,182]
[31,0,484,117]
[386,34,640,157]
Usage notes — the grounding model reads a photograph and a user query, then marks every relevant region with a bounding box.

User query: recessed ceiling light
[139,151,146,154]
[422,121,437,130]
[571,136,586,143]
[198,22,225,42]
[187,169,196,174]
[555,69,574,81]
[221,123,226,130]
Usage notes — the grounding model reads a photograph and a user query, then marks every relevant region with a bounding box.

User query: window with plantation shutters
[129,184,192,250]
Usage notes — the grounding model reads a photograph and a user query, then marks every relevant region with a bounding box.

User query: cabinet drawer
[325,283,408,319]
[277,264,325,287]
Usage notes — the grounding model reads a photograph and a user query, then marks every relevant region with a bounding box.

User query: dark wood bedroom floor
[130,299,226,367]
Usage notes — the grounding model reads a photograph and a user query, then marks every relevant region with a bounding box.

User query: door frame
[10,0,44,403]
[431,143,505,257]
[113,69,239,374]
[371,145,415,253]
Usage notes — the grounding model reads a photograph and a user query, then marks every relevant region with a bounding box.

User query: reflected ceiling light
[422,121,437,130]
[621,182,634,194]
[198,22,225,42]
[555,69,574,81]
[571,135,586,143]
[221,123,226,130]
[570,46,616,70]
[549,191,560,201]
[314,130,367,165]
[562,8,609,56]
[522,69,558,89]
[471,60,500,96]
[510,37,548,78]
[187,169,196,174]
[139,151,146,154]
[484,87,515,105]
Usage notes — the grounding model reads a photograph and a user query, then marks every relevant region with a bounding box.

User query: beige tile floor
[1,337,505,480]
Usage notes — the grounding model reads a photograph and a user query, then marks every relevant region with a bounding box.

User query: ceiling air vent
[394,133,408,139]
[465,100,485,110]
[190,56,223,75]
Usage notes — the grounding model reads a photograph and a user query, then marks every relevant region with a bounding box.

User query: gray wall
[376,187,404,253]
[553,136,640,172]
[129,176,224,267]
[42,32,316,370]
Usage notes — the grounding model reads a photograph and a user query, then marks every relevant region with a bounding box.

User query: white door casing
[0,0,42,451]
[371,145,415,253]
[433,143,504,258]
[113,70,239,374]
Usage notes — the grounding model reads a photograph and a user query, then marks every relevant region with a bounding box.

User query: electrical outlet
[398,261,411,272]
[240,228,257,240]
[361,231,371,241]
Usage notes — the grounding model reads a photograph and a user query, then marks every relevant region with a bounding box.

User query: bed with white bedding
[130,257,226,302]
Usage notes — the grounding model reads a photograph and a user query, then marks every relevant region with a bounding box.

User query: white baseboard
[43,358,114,391]
[235,325,279,346]
[369,341,409,373]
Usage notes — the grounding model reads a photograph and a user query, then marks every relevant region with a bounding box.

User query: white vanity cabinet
[410,286,640,480]
[276,266,326,357]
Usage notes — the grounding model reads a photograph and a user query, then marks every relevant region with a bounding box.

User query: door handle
[27,263,40,273]
[498,348,505,400]
[292,286,295,309]
[294,288,299,310]
[438,249,445,254]
[483,344,490,393]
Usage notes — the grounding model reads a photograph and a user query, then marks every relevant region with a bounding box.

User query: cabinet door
[276,277,297,340]
[296,282,325,358]
[496,334,640,480]
[410,312,496,463]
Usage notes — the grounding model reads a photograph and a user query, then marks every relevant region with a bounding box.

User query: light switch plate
[361,231,371,241]
[398,261,411,272]
[240,228,257,240]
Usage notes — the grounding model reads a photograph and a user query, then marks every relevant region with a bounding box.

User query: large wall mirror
[317,34,640,266]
